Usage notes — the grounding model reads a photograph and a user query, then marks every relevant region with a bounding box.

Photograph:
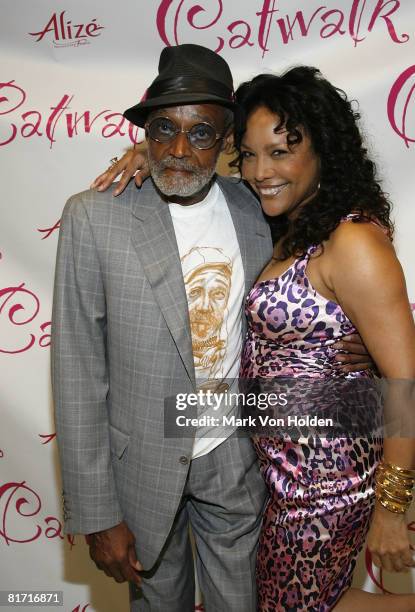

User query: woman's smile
[254,183,289,198]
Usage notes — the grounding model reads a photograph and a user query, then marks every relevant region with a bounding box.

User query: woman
[92,67,415,610]
[232,67,415,611]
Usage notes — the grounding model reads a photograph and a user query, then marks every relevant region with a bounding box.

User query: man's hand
[88,521,143,586]
[332,333,374,373]
[91,147,149,196]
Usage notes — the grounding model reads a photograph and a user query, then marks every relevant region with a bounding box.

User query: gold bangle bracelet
[377,470,415,488]
[375,494,408,514]
[377,487,410,504]
[375,480,411,498]
[377,461,415,479]
[375,477,414,499]
[376,464,415,488]
[383,462,415,479]
[376,486,413,505]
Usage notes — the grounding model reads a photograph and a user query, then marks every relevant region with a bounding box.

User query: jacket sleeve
[51,194,123,534]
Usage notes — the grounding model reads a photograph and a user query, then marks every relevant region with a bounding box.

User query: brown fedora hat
[123,44,236,127]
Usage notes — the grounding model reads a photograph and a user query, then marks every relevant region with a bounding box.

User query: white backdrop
[1,1,414,610]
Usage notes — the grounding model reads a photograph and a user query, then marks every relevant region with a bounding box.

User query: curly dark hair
[231,66,393,257]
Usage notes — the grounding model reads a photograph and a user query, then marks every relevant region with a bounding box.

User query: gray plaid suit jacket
[51,175,273,568]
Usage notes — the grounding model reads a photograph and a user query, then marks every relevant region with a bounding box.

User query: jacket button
[179,456,189,465]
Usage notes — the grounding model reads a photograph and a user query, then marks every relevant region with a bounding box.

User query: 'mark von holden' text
[223,415,334,427]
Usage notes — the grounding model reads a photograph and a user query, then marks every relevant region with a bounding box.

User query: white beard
[148,151,217,198]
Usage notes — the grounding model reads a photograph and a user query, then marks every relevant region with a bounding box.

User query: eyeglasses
[145,117,224,150]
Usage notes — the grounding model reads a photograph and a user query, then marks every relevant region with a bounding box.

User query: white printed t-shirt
[169,181,245,459]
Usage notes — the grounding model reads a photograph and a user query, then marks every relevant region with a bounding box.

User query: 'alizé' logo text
[29,11,104,48]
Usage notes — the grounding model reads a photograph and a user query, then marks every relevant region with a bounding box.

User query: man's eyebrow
[190,114,218,124]
[148,109,219,125]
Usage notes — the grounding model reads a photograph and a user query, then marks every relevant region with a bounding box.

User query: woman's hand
[367,501,415,572]
[91,147,149,196]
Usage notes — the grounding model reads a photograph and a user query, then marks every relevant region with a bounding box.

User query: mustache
[190,310,221,324]
[157,157,198,172]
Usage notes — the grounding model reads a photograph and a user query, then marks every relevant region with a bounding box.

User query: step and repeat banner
[1,1,414,610]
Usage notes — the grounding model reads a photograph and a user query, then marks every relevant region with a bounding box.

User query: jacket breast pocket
[109,423,130,460]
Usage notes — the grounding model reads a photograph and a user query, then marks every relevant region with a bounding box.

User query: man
[52,44,273,611]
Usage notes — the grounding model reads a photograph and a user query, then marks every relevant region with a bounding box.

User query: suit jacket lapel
[130,180,195,386]
[217,176,269,298]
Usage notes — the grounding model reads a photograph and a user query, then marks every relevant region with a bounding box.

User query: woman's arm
[326,220,415,572]
[91,147,149,196]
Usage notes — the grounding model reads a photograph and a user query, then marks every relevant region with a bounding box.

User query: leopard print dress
[240,215,383,611]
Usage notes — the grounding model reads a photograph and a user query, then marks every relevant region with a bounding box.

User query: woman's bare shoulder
[320,217,403,291]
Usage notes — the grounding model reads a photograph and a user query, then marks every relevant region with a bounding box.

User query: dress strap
[340,212,391,238]
[294,244,318,275]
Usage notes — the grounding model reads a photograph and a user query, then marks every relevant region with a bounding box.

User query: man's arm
[51,196,142,584]
[52,195,120,532]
